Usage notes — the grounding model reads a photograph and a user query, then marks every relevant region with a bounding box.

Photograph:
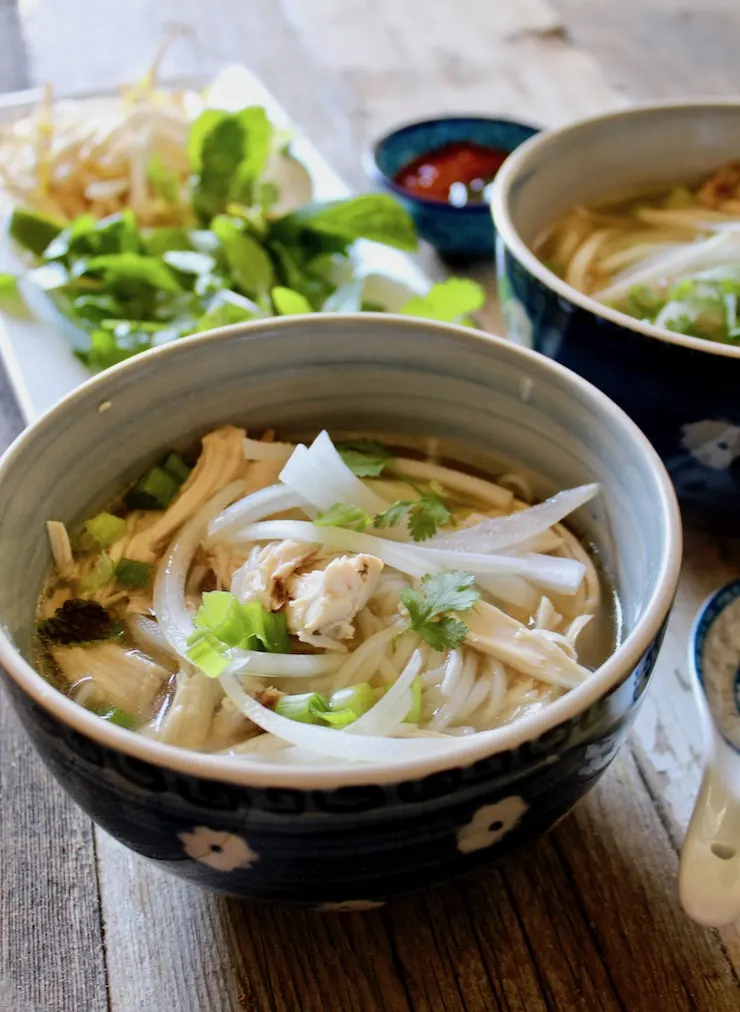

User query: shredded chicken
[207,696,258,750]
[46,521,74,580]
[52,643,168,714]
[286,554,384,649]
[231,540,319,610]
[126,426,248,564]
[465,601,589,690]
[149,668,224,749]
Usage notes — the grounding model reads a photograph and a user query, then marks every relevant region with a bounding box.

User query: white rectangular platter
[0,64,430,422]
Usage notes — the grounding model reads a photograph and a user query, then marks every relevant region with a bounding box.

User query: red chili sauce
[393,141,509,206]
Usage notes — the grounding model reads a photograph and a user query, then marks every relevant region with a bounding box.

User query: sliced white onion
[223,649,344,679]
[234,520,439,579]
[476,573,541,612]
[348,649,423,736]
[427,483,599,554]
[219,671,460,762]
[280,431,389,515]
[206,483,306,543]
[242,436,295,463]
[154,481,246,655]
[390,458,514,509]
[233,520,584,594]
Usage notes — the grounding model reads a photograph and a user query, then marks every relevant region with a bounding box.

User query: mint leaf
[84,253,182,293]
[314,503,372,531]
[212,216,274,297]
[401,279,485,325]
[285,194,418,251]
[271,286,312,315]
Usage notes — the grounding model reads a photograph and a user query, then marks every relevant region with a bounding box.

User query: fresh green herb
[92,705,137,729]
[211,215,274,297]
[125,465,181,510]
[337,439,393,477]
[186,592,291,678]
[400,278,485,326]
[9,207,63,256]
[374,487,452,541]
[80,511,127,550]
[37,599,121,645]
[271,285,312,315]
[285,194,418,251]
[3,100,487,367]
[314,502,372,531]
[79,553,115,593]
[399,572,480,650]
[115,558,153,590]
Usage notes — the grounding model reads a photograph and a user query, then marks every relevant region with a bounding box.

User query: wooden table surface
[2,2,740,1010]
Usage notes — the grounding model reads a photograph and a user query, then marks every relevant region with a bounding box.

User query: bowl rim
[490,96,740,360]
[0,313,682,790]
[365,114,541,213]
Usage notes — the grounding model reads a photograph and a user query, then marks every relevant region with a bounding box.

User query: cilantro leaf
[374,488,452,541]
[314,503,372,531]
[337,439,393,477]
[373,499,413,530]
[284,194,418,251]
[399,572,480,650]
[400,278,485,326]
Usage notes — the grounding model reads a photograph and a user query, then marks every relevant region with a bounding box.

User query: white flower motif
[318,899,387,913]
[501,296,534,348]
[457,796,528,854]
[680,419,740,470]
[178,826,259,872]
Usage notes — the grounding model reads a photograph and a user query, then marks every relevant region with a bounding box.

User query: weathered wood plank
[0,703,109,1012]
[553,750,740,1010]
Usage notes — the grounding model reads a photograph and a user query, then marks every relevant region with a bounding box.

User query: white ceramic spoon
[680,579,740,927]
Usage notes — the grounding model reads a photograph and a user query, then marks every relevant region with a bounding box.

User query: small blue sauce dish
[367,116,539,261]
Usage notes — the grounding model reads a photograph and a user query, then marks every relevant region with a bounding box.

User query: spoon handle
[680,745,740,927]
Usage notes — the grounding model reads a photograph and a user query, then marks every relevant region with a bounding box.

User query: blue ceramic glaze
[0,315,680,905]
[368,116,539,259]
[491,99,740,525]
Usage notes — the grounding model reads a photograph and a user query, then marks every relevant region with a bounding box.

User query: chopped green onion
[187,592,291,676]
[319,709,358,728]
[275,691,329,724]
[80,552,115,592]
[329,682,375,717]
[162,451,191,484]
[80,511,127,550]
[115,558,153,590]
[125,466,180,510]
[92,705,136,729]
[403,675,422,723]
[186,632,229,678]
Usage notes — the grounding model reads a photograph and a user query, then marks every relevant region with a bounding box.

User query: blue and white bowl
[491,100,740,526]
[0,315,680,905]
[368,116,539,259]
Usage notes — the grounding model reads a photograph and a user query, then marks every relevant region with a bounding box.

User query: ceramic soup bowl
[0,315,680,906]
[491,100,740,526]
